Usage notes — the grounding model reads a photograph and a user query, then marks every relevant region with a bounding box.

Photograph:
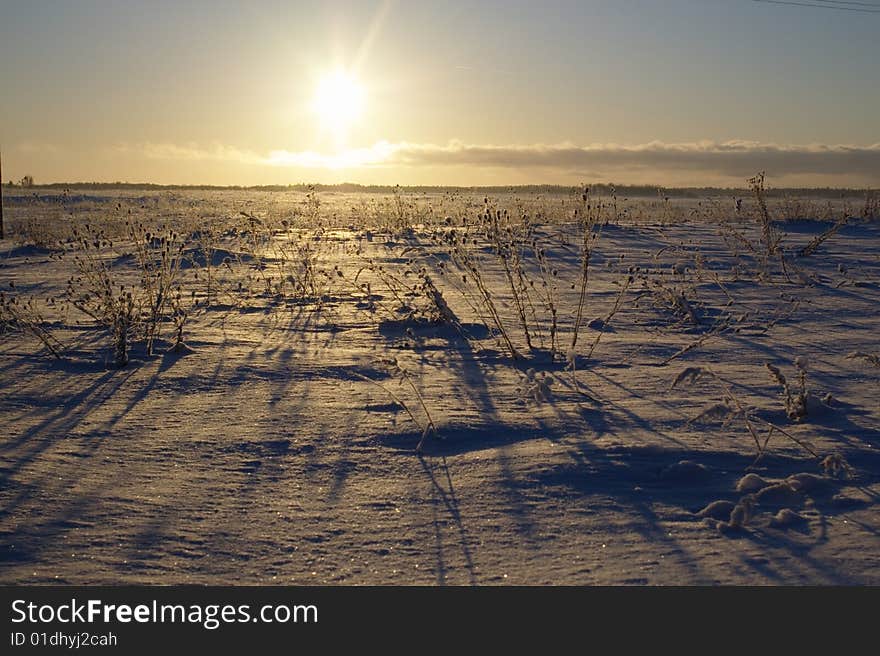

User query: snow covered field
[1,188,878,584]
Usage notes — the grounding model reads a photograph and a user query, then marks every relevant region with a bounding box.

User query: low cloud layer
[117,142,264,165]
[116,139,880,184]
[388,141,880,179]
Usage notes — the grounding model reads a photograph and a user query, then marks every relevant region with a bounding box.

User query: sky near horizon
[1,0,878,187]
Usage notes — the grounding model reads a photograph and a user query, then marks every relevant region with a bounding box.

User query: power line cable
[752,0,880,12]
[808,1,880,7]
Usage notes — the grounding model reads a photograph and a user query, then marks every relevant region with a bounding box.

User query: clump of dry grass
[716,172,797,284]
[412,186,614,364]
[168,286,192,353]
[846,351,880,368]
[109,288,136,367]
[651,283,700,326]
[765,358,808,422]
[422,215,521,358]
[354,357,438,454]
[417,272,459,325]
[798,213,849,257]
[63,221,195,366]
[485,204,538,352]
[748,172,785,273]
[569,186,602,355]
[862,190,879,220]
[16,216,66,250]
[127,222,187,356]
[64,224,133,365]
[0,288,63,358]
[517,368,554,404]
[819,453,853,479]
[672,365,821,465]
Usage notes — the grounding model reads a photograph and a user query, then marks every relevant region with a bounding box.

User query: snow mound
[786,473,832,493]
[769,509,807,528]
[736,473,771,493]
[695,500,735,520]
[755,483,803,505]
[660,460,710,483]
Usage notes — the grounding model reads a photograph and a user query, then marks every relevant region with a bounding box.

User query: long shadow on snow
[535,440,876,583]
[379,318,501,420]
[418,455,478,586]
[392,418,878,583]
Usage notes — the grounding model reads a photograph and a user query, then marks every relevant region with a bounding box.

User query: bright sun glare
[312,71,364,141]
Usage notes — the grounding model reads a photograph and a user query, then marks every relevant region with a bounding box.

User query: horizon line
[4,181,878,195]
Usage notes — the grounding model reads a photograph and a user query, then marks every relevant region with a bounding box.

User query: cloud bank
[386,141,880,179]
[118,139,880,184]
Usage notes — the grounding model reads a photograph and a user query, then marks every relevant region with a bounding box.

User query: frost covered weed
[287,238,324,301]
[354,357,438,453]
[329,242,461,327]
[748,172,787,281]
[517,368,554,404]
[712,172,805,284]
[672,365,822,465]
[819,453,853,479]
[416,185,610,364]
[846,351,880,369]
[423,214,520,358]
[189,222,223,307]
[569,186,602,355]
[64,221,193,365]
[766,358,809,421]
[484,204,538,352]
[110,289,136,367]
[799,213,849,257]
[531,231,562,354]
[127,222,187,356]
[65,223,137,365]
[0,289,63,358]
[17,216,65,250]
[651,282,700,326]
[167,286,192,353]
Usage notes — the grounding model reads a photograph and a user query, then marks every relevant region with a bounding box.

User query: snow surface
[1,189,878,584]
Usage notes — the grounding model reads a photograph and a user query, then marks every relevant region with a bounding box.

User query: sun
[312,71,365,141]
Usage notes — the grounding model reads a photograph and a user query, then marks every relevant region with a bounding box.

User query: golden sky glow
[2,1,879,187]
[312,71,366,146]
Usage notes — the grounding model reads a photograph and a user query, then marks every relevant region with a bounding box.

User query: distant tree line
[12,180,877,198]
[6,175,34,187]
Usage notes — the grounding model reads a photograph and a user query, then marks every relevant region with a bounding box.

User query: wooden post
[0,148,4,240]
